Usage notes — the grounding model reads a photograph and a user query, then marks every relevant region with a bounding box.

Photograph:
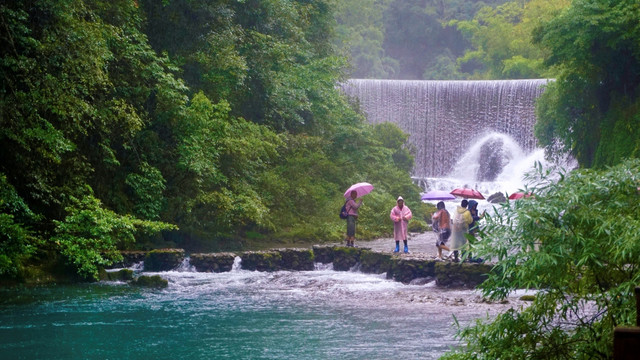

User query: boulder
[276,248,315,271]
[106,251,146,269]
[434,262,492,288]
[312,245,335,264]
[190,253,237,273]
[99,268,134,282]
[240,251,283,272]
[332,246,366,271]
[359,250,393,274]
[144,249,185,272]
[388,255,436,284]
[131,275,168,288]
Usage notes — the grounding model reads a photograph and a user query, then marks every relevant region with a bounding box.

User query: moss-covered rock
[388,255,436,284]
[131,275,168,288]
[144,249,185,272]
[277,248,314,271]
[312,245,335,264]
[99,268,134,281]
[1,252,84,285]
[109,251,146,268]
[359,250,393,274]
[434,262,492,288]
[240,251,283,272]
[332,246,363,271]
[190,253,237,272]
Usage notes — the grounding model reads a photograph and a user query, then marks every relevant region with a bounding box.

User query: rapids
[0,265,534,359]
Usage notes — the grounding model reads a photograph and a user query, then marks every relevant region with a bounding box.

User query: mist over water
[424,132,567,202]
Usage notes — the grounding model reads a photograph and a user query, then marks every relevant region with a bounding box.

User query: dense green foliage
[445,0,640,168]
[533,0,640,168]
[335,0,510,79]
[334,0,396,78]
[450,0,569,79]
[0,175,38,276]
[0,0,423,279]
[435,1,640,358]
[442,158,640,359]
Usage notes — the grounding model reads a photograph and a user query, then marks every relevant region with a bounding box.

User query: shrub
[442,158,640,359]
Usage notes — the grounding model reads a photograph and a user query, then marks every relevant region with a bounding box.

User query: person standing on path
[451,199,473,262]
[466,199,485,263]
[345,190,363,247]
[467,200,484,235]
[390,196,412,253]
[431,201,451,260]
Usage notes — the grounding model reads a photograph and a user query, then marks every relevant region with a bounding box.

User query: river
[0,257,533,360]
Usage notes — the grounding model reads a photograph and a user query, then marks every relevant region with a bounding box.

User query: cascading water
[176,257,197,272]
[341,79,551,179]
[446,132,549,194]
[340,78,576,218]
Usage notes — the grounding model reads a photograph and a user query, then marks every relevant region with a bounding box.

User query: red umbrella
[450,188,485,200]
[508,192,533,200]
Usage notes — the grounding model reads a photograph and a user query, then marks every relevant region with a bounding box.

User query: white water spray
[341,78,577,203]
[176,257,197,272]
[341,79,551,178]
[231,256,242,271]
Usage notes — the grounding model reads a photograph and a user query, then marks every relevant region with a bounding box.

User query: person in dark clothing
[467,200,483,235]
[466,200,485,263]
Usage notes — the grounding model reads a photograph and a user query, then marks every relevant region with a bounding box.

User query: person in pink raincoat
[390,196,412,253]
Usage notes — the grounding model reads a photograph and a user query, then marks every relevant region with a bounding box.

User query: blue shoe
[393,244,399,253]
[403,245,409,253]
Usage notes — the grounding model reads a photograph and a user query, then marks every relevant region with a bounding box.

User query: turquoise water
[0,265,524,359]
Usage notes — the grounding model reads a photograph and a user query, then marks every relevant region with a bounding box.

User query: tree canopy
[450,0,569,79]
[0,0,424,280]
[533,0,640,168]
[334,0,511,80]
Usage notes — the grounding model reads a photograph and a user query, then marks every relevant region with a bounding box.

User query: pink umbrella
[450,188,485,200]
[421,190,456,201]
[344,182,374,199]
[508,192,533,200]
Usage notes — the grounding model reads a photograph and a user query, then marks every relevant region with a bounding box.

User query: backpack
[339,201,349,220]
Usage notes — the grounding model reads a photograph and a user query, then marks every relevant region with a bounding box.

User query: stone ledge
[109,246,492,288]
[190,252,237,273]
[144,249,185,272]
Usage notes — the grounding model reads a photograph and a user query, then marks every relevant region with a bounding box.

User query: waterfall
[340,79,551,178]
[231,256,242,271]
[176,257,196,272]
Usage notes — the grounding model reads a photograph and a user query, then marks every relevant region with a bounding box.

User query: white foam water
[341,79,551,178]
[1,263,536,359]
